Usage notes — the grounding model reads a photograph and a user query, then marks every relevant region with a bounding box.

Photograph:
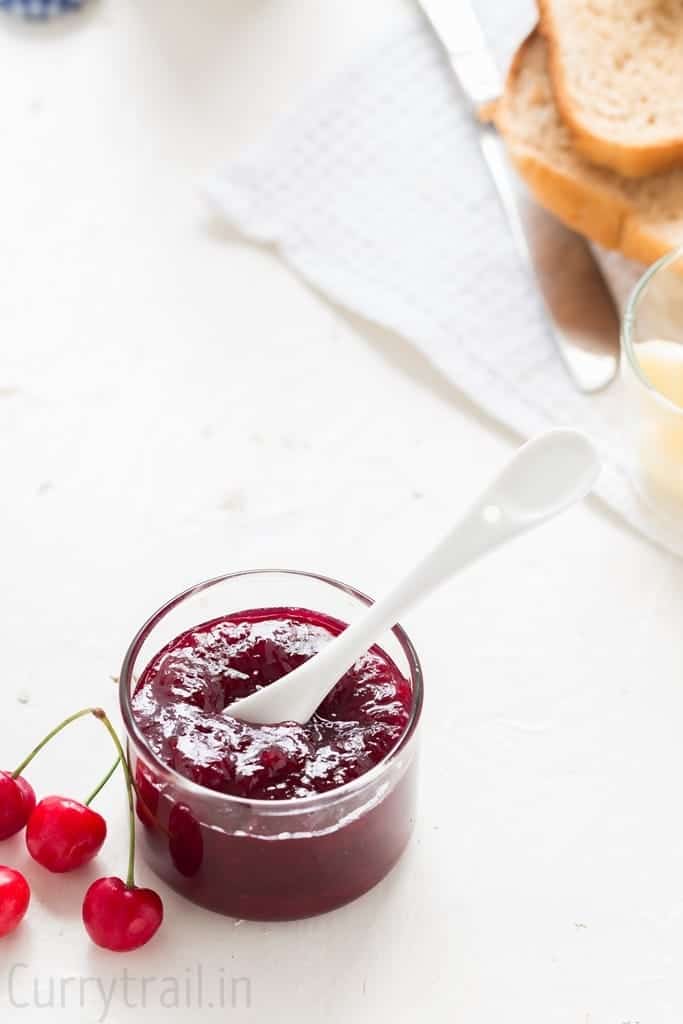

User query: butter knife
[418,0,620,393]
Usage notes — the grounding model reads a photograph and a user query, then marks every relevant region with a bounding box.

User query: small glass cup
[119,569,423,921]
[622,245,683,519]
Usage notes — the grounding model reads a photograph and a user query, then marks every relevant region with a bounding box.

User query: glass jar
[119,569,423,921]
[622,245,683,518]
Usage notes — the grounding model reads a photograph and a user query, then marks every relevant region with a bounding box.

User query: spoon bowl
[491,429,600,521]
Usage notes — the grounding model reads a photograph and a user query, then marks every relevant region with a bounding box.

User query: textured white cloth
[209,5,683,557]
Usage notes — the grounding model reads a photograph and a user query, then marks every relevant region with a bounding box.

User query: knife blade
[419,0,620,393]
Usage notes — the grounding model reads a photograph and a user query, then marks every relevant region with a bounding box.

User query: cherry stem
[84,757,121,807]
[92,709,137,888]
[12,705,138,889]
[12,707,97,778]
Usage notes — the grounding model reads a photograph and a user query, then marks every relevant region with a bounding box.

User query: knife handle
[479,125,619,393]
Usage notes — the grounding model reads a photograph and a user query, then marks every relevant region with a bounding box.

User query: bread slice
[492,30,683,264]
[538,0,683,178]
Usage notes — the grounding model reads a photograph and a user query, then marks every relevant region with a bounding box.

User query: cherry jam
[132,607,412,800]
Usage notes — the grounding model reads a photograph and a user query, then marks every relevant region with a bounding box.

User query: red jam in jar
[124,596,422,921]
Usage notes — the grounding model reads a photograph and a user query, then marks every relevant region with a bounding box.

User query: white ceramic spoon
[230,429,600,725]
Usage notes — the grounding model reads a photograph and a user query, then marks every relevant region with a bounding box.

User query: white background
[1,1,683,1021]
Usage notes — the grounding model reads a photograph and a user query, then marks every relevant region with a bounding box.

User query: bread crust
[537,0,683,179]
[495,31,680,265]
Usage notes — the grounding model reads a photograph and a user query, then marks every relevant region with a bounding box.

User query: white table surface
[2,2,683,1021]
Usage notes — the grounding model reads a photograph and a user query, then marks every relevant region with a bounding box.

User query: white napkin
[208,6,683,557]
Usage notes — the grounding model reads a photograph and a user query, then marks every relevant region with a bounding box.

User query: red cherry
[0,771,36,840]
[82,877,163,952]
[0,866,30,937]
[15,777,37,819]
[26,797,106,873]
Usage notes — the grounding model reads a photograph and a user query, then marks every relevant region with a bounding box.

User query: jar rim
[119,568,424,815]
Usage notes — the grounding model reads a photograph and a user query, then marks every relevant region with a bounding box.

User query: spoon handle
[230,429,600,724]
[277,503,515,703]
[230,501,521,725]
